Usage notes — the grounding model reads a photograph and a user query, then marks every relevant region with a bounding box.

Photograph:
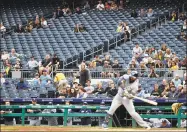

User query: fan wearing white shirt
[84,80,94,94]
[97,1,104,10]
[26,56,39,70]
[0,23,6,38]
[132,43,143,62]
[41,17,48,28]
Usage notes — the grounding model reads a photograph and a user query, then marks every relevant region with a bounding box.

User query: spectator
[131,10,138,18]
[51,54,60,73]
[54,72,66,88]
[32,73,40,86]
[16,23,24,33]
[164,48,172,59]
[9,48,20,63]
[84,1,90,10]
[139,8,146,17]
[132,43,143,62]
[0,101,15,125]
[116,22,124,32]
[74,24,86,32]
[102,54,113,66]
[73,82,79,92]
[105,81,117,97]
[56,7,62,18]
[84,80,94,94]
[52,12,56,19]
[0,22,6,38]
[40,69,52,87]
[110,1,118,10]
[68,88,77,98]
[101,61,112,77]
[112,59,122,69]
[181,20,187,32]
[177,85,187,98]
[150,84,161,98]
[128,59,138,70]
[168,85,177,98]
[123,22,130,41]
[182,73,187,86]
[155,60,164,68]
[139,61,148,77]
[1,51,9,61]
[172,74,182,88]
[161,43,167,53]
[136,84,146,98]
[25,19,33,33]
[57,88,68,98]
[40,17,48,28]
[175,84,183,97]
[39,54,52,74]
[93,82,105,94]
[16,78,28,90]
[96,1,104,10]
[92,55,102,67]
[79,63,90,87]
[147,8,153,17]
[148,68,159,78]
[159,79,168,93]
[4,59,11,76]
[76,87,88,98]
[179,12,186,21]
[26,56,39,70]
[118,0,124,9]
[161,84,170,98]
[159,120,171,128]
[0,72,5,85]
[180,56,187,68]
[177,31,187,41]
[79,102,91,126]
[14,59,22,70]
[34,15,41,28]
[27,98,41,126]
[169,61,179,71]
[75,7,82,14]
[42,102,58,126]
[105,2,111,10]
[157,50,164,61]
[170,11,177,22]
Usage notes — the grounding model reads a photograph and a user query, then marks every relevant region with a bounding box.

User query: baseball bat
[132,96,158,106]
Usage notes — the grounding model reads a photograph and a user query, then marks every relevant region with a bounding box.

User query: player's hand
[123,92,134,99]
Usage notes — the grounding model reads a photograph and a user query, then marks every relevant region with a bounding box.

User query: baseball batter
[102,71,151,129]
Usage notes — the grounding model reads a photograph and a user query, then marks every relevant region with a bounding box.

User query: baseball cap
[32,98,37,102]
[100,102,105,105]
[83,102,88,105]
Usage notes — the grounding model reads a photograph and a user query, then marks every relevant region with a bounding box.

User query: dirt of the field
[0,126,186,132]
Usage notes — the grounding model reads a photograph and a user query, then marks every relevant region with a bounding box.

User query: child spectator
[105,2,111,10]
[41,17,48,28]
[147,8,153,17]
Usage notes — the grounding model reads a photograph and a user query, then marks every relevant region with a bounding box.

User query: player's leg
[122,97,150,129]
[102,95,122,128]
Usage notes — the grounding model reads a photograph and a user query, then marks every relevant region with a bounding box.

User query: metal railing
[3,68,186,79]
[0,105,186,127]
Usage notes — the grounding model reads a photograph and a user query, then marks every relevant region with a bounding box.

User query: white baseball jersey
[148,118,171,128]
[117,74,139,96]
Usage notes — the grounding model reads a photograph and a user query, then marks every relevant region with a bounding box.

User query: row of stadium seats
[0,2,178,67]
[0,77,165,99]
[100,21,186,68]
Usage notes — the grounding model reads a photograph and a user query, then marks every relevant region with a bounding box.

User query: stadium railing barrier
[0,105,186,127]
[3,69,186,79]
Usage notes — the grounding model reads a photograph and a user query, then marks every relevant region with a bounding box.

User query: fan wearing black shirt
[52,54,60,73]
[105,82,117,97]
[1,101,15,125]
